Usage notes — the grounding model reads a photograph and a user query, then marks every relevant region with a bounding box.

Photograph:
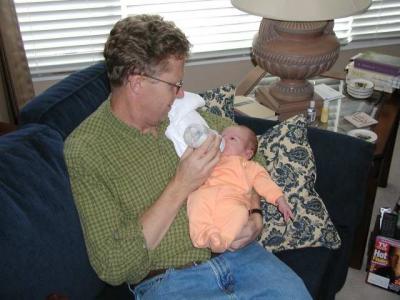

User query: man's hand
[276,196,294,222]
[228,212,263,251]
[174,133,222,195]
[228,191,262,251]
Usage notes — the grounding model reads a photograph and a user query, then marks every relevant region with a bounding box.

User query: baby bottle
[183,123,225,151]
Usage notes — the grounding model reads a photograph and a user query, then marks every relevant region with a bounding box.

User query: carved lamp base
[252,19,340,119]
[255,85,323,121]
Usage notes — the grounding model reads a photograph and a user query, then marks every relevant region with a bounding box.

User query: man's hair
[103,14,191,87]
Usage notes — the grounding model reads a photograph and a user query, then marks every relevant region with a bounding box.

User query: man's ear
[128,74,143,94]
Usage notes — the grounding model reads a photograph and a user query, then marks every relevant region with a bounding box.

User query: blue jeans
[130,242,312,299]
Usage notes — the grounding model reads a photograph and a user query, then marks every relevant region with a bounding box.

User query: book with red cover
[354,51,400,77]
[366,235,400,294]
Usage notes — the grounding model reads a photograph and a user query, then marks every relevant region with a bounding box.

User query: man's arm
[65,148,150,285]
[66,135,221,285]
[228,190,263,251]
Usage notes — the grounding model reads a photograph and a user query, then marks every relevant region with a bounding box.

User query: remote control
[380,213,398,238]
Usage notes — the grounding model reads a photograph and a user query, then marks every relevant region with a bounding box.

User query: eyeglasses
[142,74,183,95]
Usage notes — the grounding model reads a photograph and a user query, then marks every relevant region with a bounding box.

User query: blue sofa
[0,63,374,299]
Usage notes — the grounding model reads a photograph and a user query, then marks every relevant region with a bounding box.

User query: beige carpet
[336,124,400,300]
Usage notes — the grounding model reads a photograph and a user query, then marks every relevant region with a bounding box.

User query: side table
[349,90,400,269]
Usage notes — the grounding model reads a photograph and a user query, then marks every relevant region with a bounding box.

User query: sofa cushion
[257,115,341,252]
[20,63,110,139]
[199,84,235,120]
[0,125,103,299]
[276,247,332,299]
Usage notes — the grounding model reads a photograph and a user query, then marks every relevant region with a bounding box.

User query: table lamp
[231,0,372,119]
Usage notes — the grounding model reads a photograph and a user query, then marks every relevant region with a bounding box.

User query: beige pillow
[199,84,235,120]
[257,115,341,252]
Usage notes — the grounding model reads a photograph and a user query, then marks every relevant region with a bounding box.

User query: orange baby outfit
[187,155,283,251]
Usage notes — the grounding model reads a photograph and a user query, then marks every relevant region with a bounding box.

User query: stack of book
[254,86,322,121]
[346,51,400,93]
[234,95,278,120]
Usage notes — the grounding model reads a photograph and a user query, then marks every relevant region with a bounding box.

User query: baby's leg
[187,188,223,249]
[213,198,249,248]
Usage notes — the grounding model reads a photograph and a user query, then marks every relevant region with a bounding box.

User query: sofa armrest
[235,115,277,135]
[308,127,374,228]
[0,124,105,298]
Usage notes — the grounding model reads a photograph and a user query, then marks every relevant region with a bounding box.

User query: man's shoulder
[64,103,108,159]
[64,131,101,171]
[66,119,100,150]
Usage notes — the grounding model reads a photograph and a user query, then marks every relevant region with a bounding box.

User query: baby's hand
[276,196,294,222]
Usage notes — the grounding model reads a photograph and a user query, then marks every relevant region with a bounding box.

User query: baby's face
[221,126,252,158]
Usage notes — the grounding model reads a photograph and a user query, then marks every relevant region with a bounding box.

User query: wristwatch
[248,208,263,216]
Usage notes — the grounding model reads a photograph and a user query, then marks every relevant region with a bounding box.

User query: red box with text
[366,236,400,294]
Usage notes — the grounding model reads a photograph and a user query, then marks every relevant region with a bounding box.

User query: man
[64,14,311,299]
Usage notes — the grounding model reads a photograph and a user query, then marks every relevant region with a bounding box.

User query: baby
[187,125,293,252]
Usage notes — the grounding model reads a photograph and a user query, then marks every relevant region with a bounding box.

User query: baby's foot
[209,232,226,253]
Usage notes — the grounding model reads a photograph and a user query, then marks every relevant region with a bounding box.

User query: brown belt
[142,261,198,282]
[141,252,221,283]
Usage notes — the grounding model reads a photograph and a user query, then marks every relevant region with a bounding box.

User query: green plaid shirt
[64,99,233,285]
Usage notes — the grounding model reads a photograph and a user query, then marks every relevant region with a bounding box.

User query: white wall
[184,44,400,92]
[32,44,400,97]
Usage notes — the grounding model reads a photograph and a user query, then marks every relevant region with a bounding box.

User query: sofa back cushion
[0,125,104,299]
[20,63,110,139]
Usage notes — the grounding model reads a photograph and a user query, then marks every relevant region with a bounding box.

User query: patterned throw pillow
[257,115,341,252]
[199,84,235,120]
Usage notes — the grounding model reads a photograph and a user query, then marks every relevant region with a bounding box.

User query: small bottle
[306,100,316,124]
[320,101,329,123]
[183,123,225,151]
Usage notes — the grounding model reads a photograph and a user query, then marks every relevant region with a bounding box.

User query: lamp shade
[231,0,372,21]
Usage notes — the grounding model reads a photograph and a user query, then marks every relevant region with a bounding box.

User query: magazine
[367,235,400,294]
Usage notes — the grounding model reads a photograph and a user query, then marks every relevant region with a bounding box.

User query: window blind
[14,0,400,77]
[352,0,400,41]
[15,0,121,76]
